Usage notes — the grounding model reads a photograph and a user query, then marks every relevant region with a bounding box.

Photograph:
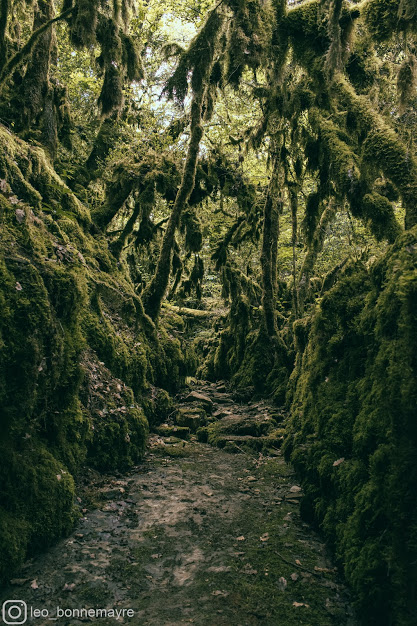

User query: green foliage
[87,406,148,471]
[1,2,417,623]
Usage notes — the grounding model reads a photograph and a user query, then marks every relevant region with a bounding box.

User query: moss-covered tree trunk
[289,186,299,318]
[260,158,281,336]
[143,14,224,320]
[142,91,205,319]
[298,198,336,314]
[0,5,73,93]
[0,0,9,67]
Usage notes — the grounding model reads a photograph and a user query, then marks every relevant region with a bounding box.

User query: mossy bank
[283,227,417,626]
[0,126,190,583]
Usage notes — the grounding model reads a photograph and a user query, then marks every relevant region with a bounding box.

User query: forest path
[1,383,356,626]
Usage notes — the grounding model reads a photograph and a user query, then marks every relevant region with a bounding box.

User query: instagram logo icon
[2,601,27,625]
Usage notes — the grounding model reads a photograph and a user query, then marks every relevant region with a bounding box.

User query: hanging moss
[362,192,402,242]
[309,108,361,197]
[98,65,124,116]
[303,190,322,244]
[164,9,224,104]
[333,74,417,229]
[68,0,98,48]
[362,0,416,41]
[397,54,417,111]
[121,32,144,82]
[181,208,203,253]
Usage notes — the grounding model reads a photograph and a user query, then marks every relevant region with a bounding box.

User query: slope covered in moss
[283,227,417,626]
[0,125,189,582]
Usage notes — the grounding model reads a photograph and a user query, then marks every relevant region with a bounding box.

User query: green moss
[0,444,76,569]
[332,74,417,229]
[142,387,175,430]
[0,510,30,581]
[362,192,402,242]
[0,129,188,583]
[87,406,148,471]
[284,227,417,625]
[362,0,406,42]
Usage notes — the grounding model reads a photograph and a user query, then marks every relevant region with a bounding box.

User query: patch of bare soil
[0,384,357,625]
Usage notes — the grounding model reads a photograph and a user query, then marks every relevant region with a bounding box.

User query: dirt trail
[0,383,357,626]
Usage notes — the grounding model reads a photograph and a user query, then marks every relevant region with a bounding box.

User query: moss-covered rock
[283,227,417,625]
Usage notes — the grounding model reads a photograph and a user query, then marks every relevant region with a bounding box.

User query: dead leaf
[63,583,75,592]
[56,474,62,481]
[15,208,25,222]
[212,590,229,597]
[236,535,245,541]
[290,573,299,581]
[293,602,310,608]
[295,559,302,566]
[278,576,287,591]
[259,533,269,542]
[314,566,336,573]
[31,579,39,589]
[15,282,22,291]
[289,485,301,493]
[333,458,345,467]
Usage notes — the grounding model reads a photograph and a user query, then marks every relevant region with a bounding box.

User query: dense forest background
[0,0,416,624]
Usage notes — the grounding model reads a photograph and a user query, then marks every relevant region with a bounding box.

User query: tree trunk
[142,10,225,319]
[142,90,206,319]
[260,159,281,336]
[0,0,9,68]
[0,6,73,93]
[298,197,336,313]
[289,186,299,318]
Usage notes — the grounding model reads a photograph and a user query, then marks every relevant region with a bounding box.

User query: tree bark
[260,158,281,337]
[143,91,206,319]
[143,13,225,319]
[298,197,336,314]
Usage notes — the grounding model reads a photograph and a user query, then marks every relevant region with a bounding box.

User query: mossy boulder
[0,445,76,581]
[176,406,207,432]
[87,406,148,471]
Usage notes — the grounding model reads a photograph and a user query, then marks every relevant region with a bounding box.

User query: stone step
[197,428,285,453]
[155,425,190,439]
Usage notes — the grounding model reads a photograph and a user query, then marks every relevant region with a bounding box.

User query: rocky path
[0,382,357,626]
